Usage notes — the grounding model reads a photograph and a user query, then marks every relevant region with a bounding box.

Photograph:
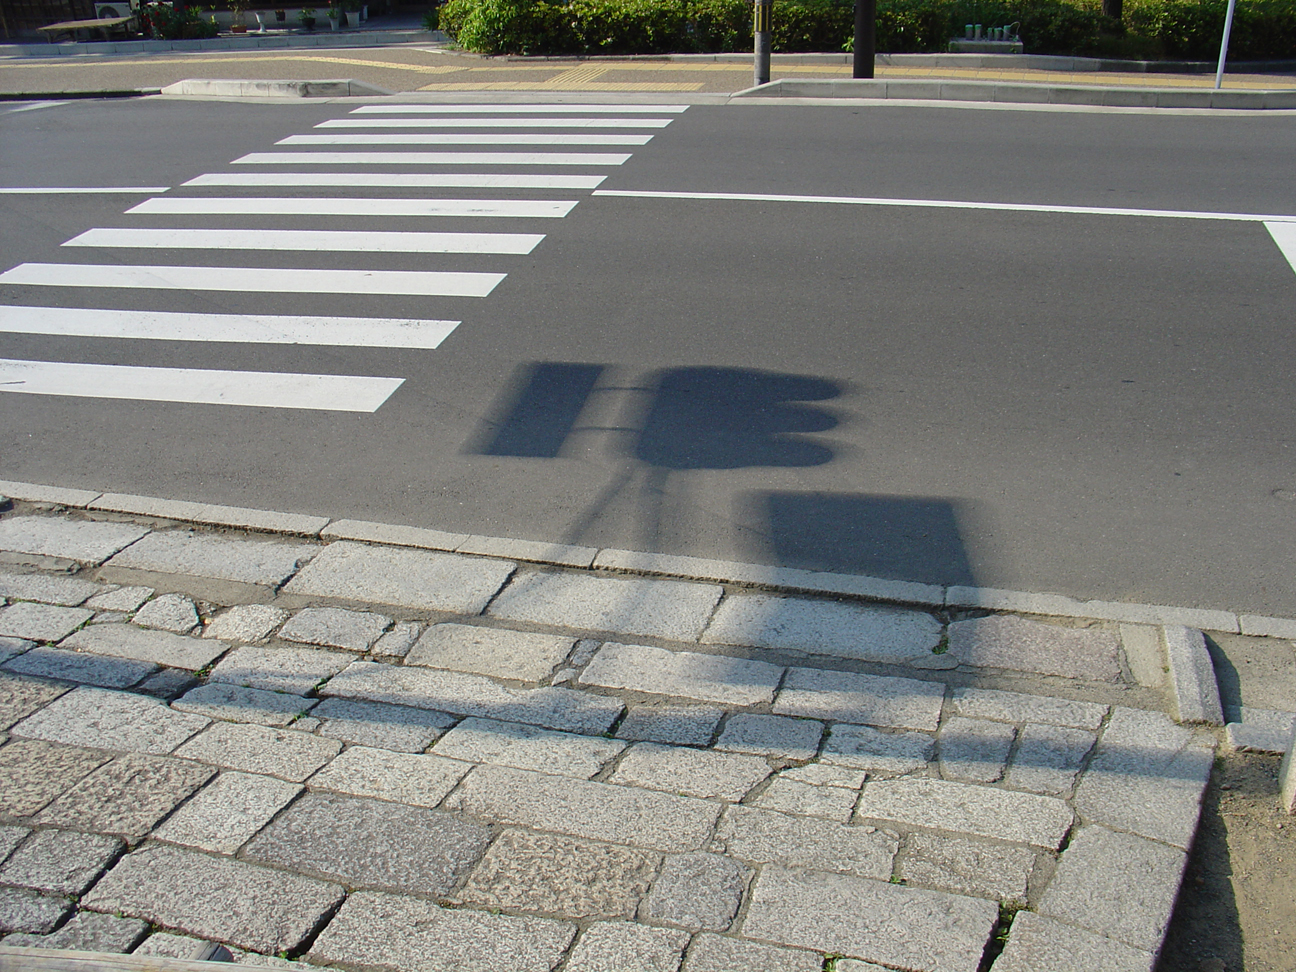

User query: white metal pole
[1215,0,1238,89]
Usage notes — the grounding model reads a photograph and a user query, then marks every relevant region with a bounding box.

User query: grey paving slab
[136,668,200,702]
[83,843,344,954]
[131,594,200,635]
[489,572,722,642]
[616,703,723,746]
[445,764,721,852]
[938,716,1015,783]
[946,616,1122,681]
[284,541,514,613]
[0,672,70,731]
[307,890,575,972]
[898,832,1034,906]
[0,481,98,508]
[1163,625,1225,725]
[1226,706,1296,753]
[372,620,421,659]
[0,637,31,667]
[1119,623,1165,689]
[752,777,858,821]
[774,667,945,731]
[244,791,489,895]
[172,684,315,728]
[0,517,148,565]
[742,865,997,972]
[0,887,72,934]
[35,752,216,839]
[947,686,1107,729]
[780,763,869,788]
[206,645,352,695]
[202,604,287,644]
[312,696,454,752]
[856,778,1073,849]
[1005,724,1095,796]
[1073,706,1213,849]
[609,742,770,800]
[993,912,1156,972]
[459,829,660,919]
[279,606,391,652]
[565,922,690,972]
[0,739,112,817]
[714,806,897,879]
[322,660,624,735]
[0,827,26,864]
[682,933,822,972]
[1037,825,1186,952]
[12,685,208,754]
[308,744,472,807]
[433,717,624,779]
[640,852,749,931]
[174,721,340,782]
[581,642,783,706]
[0,572,105,607]
[715,713,823,761]
[0,602,93,642]
[703,593,942,662]
[85,586,153,613]
[61,623,227,672]
[822,723,934,774]
[1,911,149,953]
[0,828,123,894]
[153,771,302,854]
[407,623,575,683]
[106,531,319,587]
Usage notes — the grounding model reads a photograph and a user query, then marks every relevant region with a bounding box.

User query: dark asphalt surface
[3,96,1296,616]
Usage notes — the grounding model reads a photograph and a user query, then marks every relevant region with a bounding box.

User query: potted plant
[274,7,286,20]
[326,1,342,29]
[229,0,248,32]
[298,6,316,28]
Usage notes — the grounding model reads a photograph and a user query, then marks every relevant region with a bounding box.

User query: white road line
[0,187,170,194]
[1265,221,1296,274]
[183,173,607,189]
[0,264,505,297]
[280,133,653,146]
[351,104,689,114]
[0,306,460,349]
[592,189,1296,223]
[5,101,70,114]
[319,117,672,129]
[232,152,632,166]
[0,358,403,412]
[127,197,576,218]
[65,228,545,254]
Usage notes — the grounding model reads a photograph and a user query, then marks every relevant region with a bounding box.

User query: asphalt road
[3,95,1296,616]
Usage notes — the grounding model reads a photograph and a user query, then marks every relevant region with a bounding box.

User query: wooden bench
[36,14,135,43]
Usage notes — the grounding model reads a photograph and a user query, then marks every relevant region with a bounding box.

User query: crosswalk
[0,102,689,412]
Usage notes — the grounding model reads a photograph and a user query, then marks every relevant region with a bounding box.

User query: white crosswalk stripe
[232,151,634,166]
[127,197,577,218]
[64,228,546,255]
[279,133,654,146]
[183,173,608,189]
[350,104,690,114]
[314,117,675,129]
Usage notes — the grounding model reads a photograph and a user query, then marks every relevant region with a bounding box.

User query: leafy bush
[140,2,220,38]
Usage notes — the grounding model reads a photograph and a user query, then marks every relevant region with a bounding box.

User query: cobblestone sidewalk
[0,483,1269,972]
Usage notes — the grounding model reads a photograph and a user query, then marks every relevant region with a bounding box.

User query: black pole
[853,0,875,79]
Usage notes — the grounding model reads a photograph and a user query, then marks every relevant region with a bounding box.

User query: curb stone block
[174,721,341,782]
[640,851,750,931]
[307,745,471,807]
[433,716,625,780]
[774,667,945,731]
[152,771,302,854]
[714,805,897,879]
[61,623,227,671]
[0,828,124,894]
[992,912,1156,972]
[0,517,149,565]
[946,615,1122,681]
[581,642,783,707]
[715,713,823,761]
[946,686,1107,729]
[279,606,391,652]
[564,921,689,972]
[12,685,208,754]
[106,531,319,587]
[610,742,770,801]
[89,493,329,536]
[0,602,94,642]
[312,696,455,752]
[681,932,823,972]
[1279,721,1296,814]
[1225,707,1296,753]
[1162,625,1224,725]
[406,623,575,683]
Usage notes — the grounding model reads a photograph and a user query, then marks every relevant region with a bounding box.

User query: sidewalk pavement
[0,479,1292,970]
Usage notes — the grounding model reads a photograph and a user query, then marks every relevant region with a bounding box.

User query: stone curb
[0,89,159,100]
[0,28,432,58]
[1280,724,1296,813]
[158,78,393,98]
[1162,626,1224,727]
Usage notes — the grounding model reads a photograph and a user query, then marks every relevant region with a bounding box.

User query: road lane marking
[183,173,607,189]
[64,228,545,254]
[0,264,505,297]
[0,306,461,349]
[350,104,689,114]
[1265,221,1296,274]
[126,197,576,218]
[280,133,653,146]
[316,117,673,129]
[0,358,403,412]
[232,152,632,166]
[0,187,170,194]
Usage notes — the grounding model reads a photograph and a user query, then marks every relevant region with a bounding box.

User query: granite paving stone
[3,646,157,689]
[1163,625,1224,725]
[948,687,1107,730]
[834,962,896,972]
[898,833,1035,906]
[322,661,624,735]
[682,933,823,972]
[1,911,148,953]
[0,673,70,730]
[0,517,149,565]
[0,739,112,816]
[445,765,721,852]
[0,572,106,607]
[153,771,302,854]
[0,637,31,667]
[89,612,128,625]
[458,830,660,919]
[12,686,208,754]
[714,806,897,879]
[406,623,575,682]
[993,912,1156,972]
[489,572,722,642]
[0,828,123,894]
[85,586,153,613]
[0,887,73,934]
[0,827,27,864]
[371,621,421,659]
[715,713,823,761]
[172,684,315,728]
[775,668,945,731]
[312,697,455,752]
[279,607,391,652]
[307,890,576,972]
[938,716,1015,783]
[244,791,490,895]
[564,922,690,972]
[822,724,935,774]
[703,593,942,662]
[202,604,287,644]
[136,668,200,701]
[752,777,858,821]
[1037,826,1186,952]
[131,594,200,634]
[857,777,1073,848]
[1226,706,1296,753]
[1005,724,1095,796]
[580,643,783,707]
[640,852,749,931]
[609,742,770,800]
[174,722,340,782]
[780,763,869,788]
[0,603,93,641]
[742,865,997,972]
[433,717,624,779]
[308,745,472,807]
[616,704,723,746]
[83,843,344,954]
[284,541,515,613]
[946,616,1122,681]
[106,531,319,587]
[206,645,353,696]
[61,623,227,671]
[35,752,216,839]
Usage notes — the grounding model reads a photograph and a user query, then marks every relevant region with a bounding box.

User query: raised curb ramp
[158,78,393,98]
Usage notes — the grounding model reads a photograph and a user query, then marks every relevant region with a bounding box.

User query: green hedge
[439,0,1296,58]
